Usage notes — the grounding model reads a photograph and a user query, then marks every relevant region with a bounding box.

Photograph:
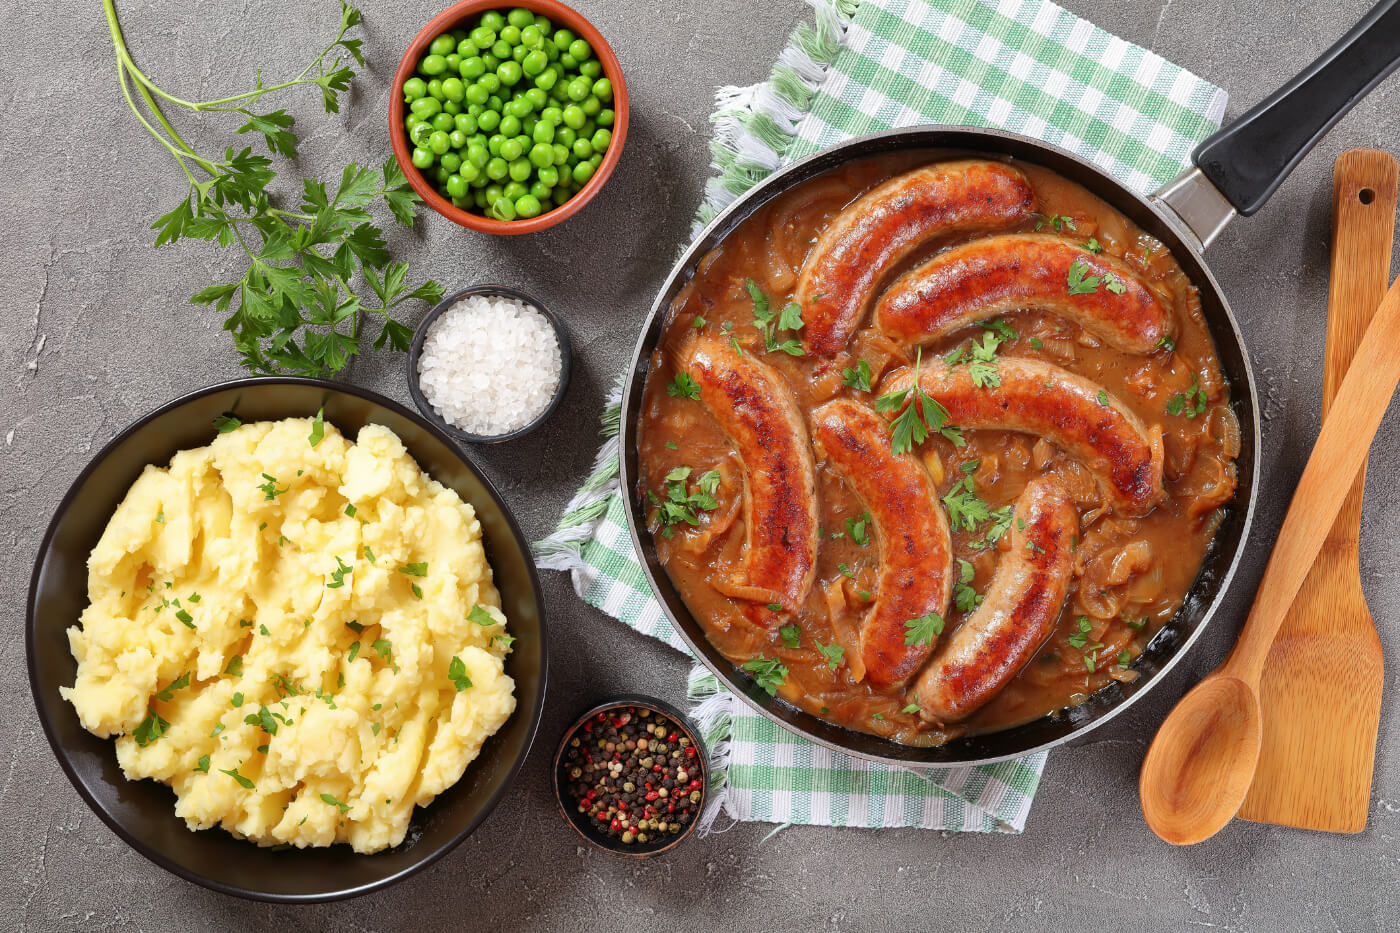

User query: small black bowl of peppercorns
[553,695,709,857]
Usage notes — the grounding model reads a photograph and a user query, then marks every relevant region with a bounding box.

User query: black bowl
[407,285,572,444]
[26,377,548,903]
[551,695,709,858]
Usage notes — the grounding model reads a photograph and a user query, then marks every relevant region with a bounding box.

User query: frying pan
[620,2,1400,767]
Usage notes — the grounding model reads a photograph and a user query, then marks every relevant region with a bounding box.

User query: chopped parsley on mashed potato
[61,417,516,854]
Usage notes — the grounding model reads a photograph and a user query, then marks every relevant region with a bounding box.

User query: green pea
[509,158,532,182]
[552,187,571,206]
[541,105,564,125]
[410,96,441,119]
[553,28,575,51]
[459,161,481,183]
[521,25,543,48]
[434,165,451,184]
[403,77,427,101]
[411,147,434,169]
[572,160,596,184]
[461,55,486,79]
[507,7,534,28]
[500,24,521,45]
[512,44,528,63]
[552,142,570,165]
[441,151,462,173]
[467,102,485,116]
[544,41,560,62]
[409,122,434,147]
[567,76,591,102]
[499,137,524,161]
[448,129,468,149]
[560,105,583,130]
[451,27,469,42]
[530,180,551,199]
[455,112,478,134]
[560,52,578,70]
[507,97,532,118]
[470,26,496,49]
[522,49,549,76]
[492,115,516,139]
[534,14,552,31]
[549,81,570,103]
[441,77,465,102]
[568,38,592,61]
[482,52,501,69]
[581,95,601,117]
[556,125,577,147]
[580,60,602,79]
[405,114,422,132]
[445,173,468,198]
[457,38,476,57]
[503,180,529,202]
[465,82,489,106]
[572,138,593,160]
[537,164,559,188]
[443,100,462,115]
[427,130,450,155]
[481,10,505,31]
[598,108,615,127]
[533,120,555,144]
[593,78,613,102]
[487,134,504,156]
[445,53,462,73]
[432,112,456,132]
[467,142,489,167]
[428,78,445,100]
[523,114,539,135]
[430,33,456,56]
[484,182,504,202]
[488,94,505,111]
[498,61,523,86]
[485,157,509,181]
[479,73,501,94]
[591,128,612,152]
[477,109,501,132]
[421,54,448,76]
[529,141,555,168]
[516,194,543,219]
[490,196,517,221]
[491,39,511,59]
[535,67,558,91]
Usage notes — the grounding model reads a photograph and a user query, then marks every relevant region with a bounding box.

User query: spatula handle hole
[1359,187,1376,204]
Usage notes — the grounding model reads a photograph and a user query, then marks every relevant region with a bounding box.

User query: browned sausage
[880,356,1164,516]
[915,479,1078,723]
[876,234,1174,353]
[811,399,952,688]
[677,335,818,625]
[794,160,1035,356]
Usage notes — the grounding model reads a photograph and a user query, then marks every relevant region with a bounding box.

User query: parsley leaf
[1033,213,1076,232]
[213,413,242,433]
[1157,336,1176,352]
[846,512,871,547]
[942,476,992,532]
[841,359,872,392]
[221,767,255,790]
[448,655,473,691]
[1085,237,1102,254]
[326,555,352,589]
[953,558,982,613]
[1066,258,1101,295]
[779,624,801,649]
[1067,616,1092,649]
[653,465,723,537]
[746,279,805,356]
[965,332,1003,389]
[1167,374,1209,418]
[153,671,191,702]
[133,707,171,747]
[904,612,944,646]
[320,792,351,813]
[816,643,844,670]
[397,561,427,577]
[257,473,289,501]
[469,605,499,627]
[901,703,922,715]
[741,656,788,696]
[308,407,326,447]
[667,371,701,400]
[1103,272,1127,295]
[874,349,960,455]
[195,754,211,774]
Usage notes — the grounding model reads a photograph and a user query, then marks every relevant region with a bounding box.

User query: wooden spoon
[1239,149,1396,832]
[1139,269,1400,846]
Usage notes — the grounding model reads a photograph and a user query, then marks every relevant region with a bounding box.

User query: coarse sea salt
[417,293,563,436]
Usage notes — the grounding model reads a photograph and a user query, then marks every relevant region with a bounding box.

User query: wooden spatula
[1238,149,1397,832]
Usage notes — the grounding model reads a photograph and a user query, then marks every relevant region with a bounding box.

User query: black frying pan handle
[1194,0,1400,216]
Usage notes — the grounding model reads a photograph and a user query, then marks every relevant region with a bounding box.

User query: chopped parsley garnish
[372,638,393,664]
[965,332,1003,389]
[901,703,921,715]
[766,602,783,612]
[397,561,427,577]
[259,624,271,637]
[245,704,281,736]
[133,707,170,746]
[1082,643,1106,672]
[837,562,856,579]
[195,754,211,773]
[665,441,678,450]
[741,656,788,696]
[979,317,1018,342]
[491,632,517,649]
[667,370,701,400]
[857,590,873,602]
[1167,374,1208,418]
[874,348,963,454]
[344,504,357,517]
[720,320,742,355]
[371,722,382,736]
[225,655,244,676]
[1066,258,1101,295]
[221,767,255,790]
[779,624,801,649]
[652,466,722,538]
[232,692,245,707]
[1098,389,1110,406]
[1033,212,1076,232]
[953,559,982,613]
[345,620,365,634]
[1157,336,1176,352]
[816,643,844,670]
[175,608,195,629]
[841,359,872,392]
[326,555,352,589]
[904,612,944,646]
[1123,615,1148,630]
[942,474,992,532]
[363,545,376,563]
[308,407,326,447]
[210,722,226,738]
[257,473,289,500]
[1085,237,1102,253]
[692,315,706,329]
[213,413,242,433]
[872,713,884,721]
[1118,650,1132,669]
[469,605,498,627]
[320,793,351,813]
[1029,337,1044,350]
[746,279,805,356]
[1104,273,1127,295]
[447,655,473,691]
[155,510,165,524]
[348,641,361,661]
[845,512,871,547]
[1067,616,1092,649]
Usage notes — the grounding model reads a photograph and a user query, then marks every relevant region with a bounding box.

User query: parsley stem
[115,61,205,184]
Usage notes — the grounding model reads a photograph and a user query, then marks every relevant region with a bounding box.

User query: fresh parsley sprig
[741,656,788,696]
[106,0,443,377]
[1168,374,1209,418]
[745,279,805,356]
[651,466,722,538]
[874,349,963,455]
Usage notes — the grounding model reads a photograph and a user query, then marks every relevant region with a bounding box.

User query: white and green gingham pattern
[538,0,1226,833]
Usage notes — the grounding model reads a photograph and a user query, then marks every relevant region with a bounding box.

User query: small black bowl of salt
[408,284,571,444]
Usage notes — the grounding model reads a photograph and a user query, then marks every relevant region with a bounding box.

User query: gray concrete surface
[3,0,1400,929]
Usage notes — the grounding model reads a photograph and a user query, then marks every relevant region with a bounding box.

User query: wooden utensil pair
[1139,150,1397,844]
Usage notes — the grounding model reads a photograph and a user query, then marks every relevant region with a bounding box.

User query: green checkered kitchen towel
[536,0,1227,833]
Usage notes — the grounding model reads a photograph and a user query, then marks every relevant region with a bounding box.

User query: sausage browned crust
[914,478,1078,723]
[876,233,1174,353]
[794,160,1036,356]
[677,335,819,625]
[879,356,1164,515]
[811,399,953,689]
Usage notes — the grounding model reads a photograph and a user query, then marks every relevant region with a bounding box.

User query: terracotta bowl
[390,0,630,235]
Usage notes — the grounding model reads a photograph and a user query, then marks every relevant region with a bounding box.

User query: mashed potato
[61,417,517,853]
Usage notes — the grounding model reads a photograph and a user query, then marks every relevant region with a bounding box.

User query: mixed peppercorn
[561,706,703,846]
